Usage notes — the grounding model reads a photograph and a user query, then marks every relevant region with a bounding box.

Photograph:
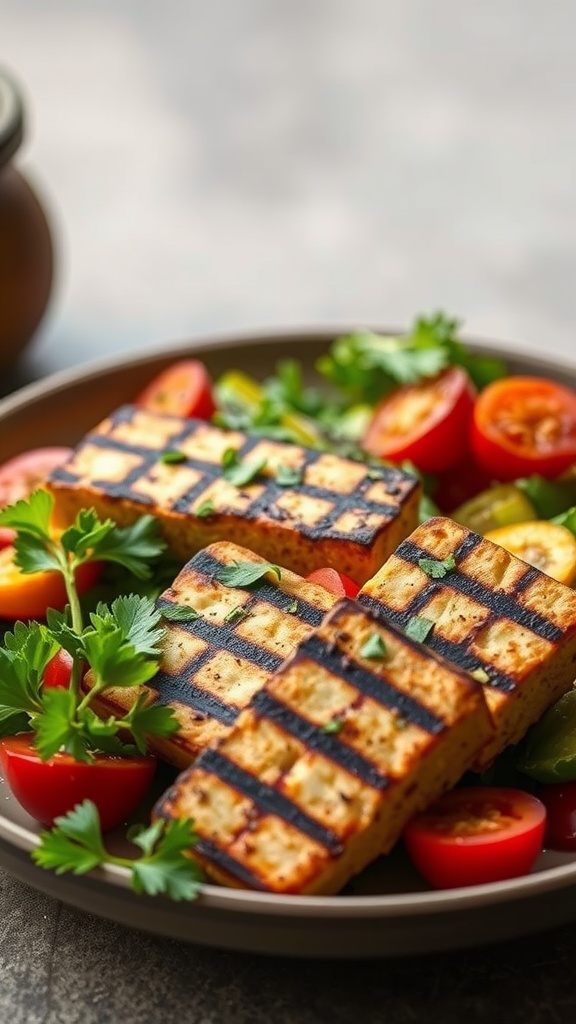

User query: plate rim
[2,324,576,954]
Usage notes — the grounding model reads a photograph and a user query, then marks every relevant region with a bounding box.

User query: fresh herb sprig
[33,800,204,901]
[317,313,507,405]
[0,491,178,760]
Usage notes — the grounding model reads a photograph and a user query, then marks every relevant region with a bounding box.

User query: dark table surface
[3,2,576,1021]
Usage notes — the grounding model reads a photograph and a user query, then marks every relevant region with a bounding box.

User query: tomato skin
[434,457,493,513]
[362,367,477,474]
[0,734,156,831]
[471,376,576,481]
[537,782,576,851]
[42,648,74,689]
[403,787,546,889]
[0,447,73,549]
[135,359,216,420]
[0,547,101,621]
[305,568,359,598]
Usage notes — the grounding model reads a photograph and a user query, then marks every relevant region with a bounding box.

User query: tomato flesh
[0,734,156,831]
[0,545,100,621]
[135,359,216,420]
[0,447,73,549]
[403,787,546,889]
[363,366,476,474]
[305,568,359,598]
[471,376,576,481]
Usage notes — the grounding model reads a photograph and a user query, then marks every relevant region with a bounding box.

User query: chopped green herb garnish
[360,632,388,660]
[418,553,457,579]
[224,605,251,624]
[395,715,408,730]
[161,604,201,623]
[215,560,282,588]
[276,463,304,487]
[405,616,435,643]
[160,450,187,465]
[194,499,215,519]
[221,448,267,487]
[470,667,490,685]
[286,599,298,614]
[33,800,203,901]
[322,717,344,735]
[366,468,385,481]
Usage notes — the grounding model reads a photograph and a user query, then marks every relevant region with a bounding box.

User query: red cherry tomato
[434,456,493,513]
[0,545,101,621]
[362,366,476,474]
[42,648,74,689]
[537,782,576,851]
[471,376,576,481]
[135,359,216,420]
[0,734,156,831]
[0,447,73,549]
[403,787,546,889]
[305,568,359,598]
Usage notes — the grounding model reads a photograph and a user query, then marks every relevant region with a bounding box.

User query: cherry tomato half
[0,734,156,831]
[403,787,546,889]
[0,447,73,549]
[0,545,101,621]
[305,568,359,599]
[537,782,576,851]
[135,359,216,420]
[362,366,477,474]
[471,376,576,481]
[42,648,74,689]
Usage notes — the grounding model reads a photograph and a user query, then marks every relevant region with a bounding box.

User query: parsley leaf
[221,448,267,487]
[160,603,201,622]
[194,499,215,519]
[160,450,187,464]
[418,553,457,579]
[360,633,388,660]
[276,464,304,487]
[323,717,344,735]
[215,560,282,588]
[405,616,435,643]
[224,605,251,624]
[33,800,203,901]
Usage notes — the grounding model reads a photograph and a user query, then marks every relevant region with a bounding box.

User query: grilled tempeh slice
[47,404,421,585]
[358,516,576,769]
[86,541,338,769]
[154,599,494,894]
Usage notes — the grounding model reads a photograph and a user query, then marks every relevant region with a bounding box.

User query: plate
[2,327,576,959]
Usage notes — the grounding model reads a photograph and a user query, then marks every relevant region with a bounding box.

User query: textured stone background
[3,3,576,1021]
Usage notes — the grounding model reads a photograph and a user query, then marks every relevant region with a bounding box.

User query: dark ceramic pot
[0,69,54,372]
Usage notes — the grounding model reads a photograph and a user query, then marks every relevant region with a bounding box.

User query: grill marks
[49,404,417,544]
[159,600,493,892]
[359,528,569,696]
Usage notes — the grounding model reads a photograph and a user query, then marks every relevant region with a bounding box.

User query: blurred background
[2,0,575,384]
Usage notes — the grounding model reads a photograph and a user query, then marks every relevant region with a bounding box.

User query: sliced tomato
[362,366,476,474]
[537,782,576,851]
[403,787,546,889]
[0,546,100,621]
[0,734,156,831]
[471,376,576,481]
[305,568,359,598]
[42,648,74,689]
[135,359,216,420]
[0,447,73,549]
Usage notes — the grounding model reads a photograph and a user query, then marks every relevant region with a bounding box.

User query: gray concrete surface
[3,2,576,1021]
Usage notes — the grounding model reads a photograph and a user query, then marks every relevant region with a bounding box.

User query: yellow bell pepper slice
[484,520,576,585]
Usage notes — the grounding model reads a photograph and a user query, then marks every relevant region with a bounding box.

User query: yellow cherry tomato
[484,520,576,585]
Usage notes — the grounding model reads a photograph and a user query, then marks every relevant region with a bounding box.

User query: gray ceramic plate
[1,328,576,959]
